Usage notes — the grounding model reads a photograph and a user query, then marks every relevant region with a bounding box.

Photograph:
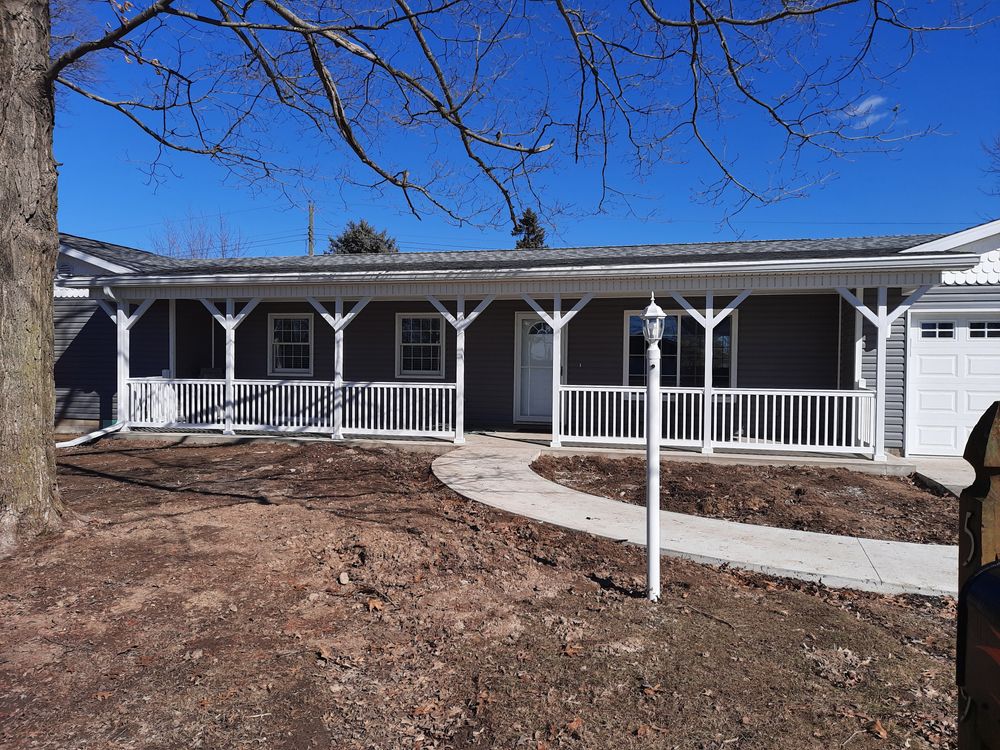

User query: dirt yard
[532,454,956,544]
[0,439,956,749]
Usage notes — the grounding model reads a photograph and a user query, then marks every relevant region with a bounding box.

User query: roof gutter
[58,252,984,289]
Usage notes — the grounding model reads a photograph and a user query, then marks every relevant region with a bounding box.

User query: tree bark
[0,0,67,555]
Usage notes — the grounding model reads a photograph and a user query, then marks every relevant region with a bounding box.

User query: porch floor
[432,435,958,597]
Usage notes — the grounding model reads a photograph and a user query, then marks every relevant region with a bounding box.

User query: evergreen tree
[511,208,547,249]
[327,219,399,254]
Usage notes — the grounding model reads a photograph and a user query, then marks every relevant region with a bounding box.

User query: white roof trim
[59,252,982,289]
[58,245,134,275]
[900,218,1000,255]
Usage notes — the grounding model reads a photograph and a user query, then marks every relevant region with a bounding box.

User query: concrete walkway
[433,435,958,597]
[912,456,975,496]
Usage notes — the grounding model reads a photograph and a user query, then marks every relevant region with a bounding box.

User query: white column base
[453,436,466,446]
[700,446,713,455]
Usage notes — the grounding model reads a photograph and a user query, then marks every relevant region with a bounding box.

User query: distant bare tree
[987,135,1000,194]
[0,0,985,554]
[151,214,246,259]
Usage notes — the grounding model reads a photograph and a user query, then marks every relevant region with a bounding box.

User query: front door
[515,314,554,422]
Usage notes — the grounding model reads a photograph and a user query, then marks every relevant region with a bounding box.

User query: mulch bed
[532,454,957,544]
[0,439,957,748]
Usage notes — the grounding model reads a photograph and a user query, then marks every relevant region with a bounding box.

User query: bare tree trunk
[0,0,67,555]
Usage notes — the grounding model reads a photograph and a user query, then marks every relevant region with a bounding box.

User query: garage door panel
[910,313,1000,456]
[916,355,958,376]
[967,390,997,413]
[917,390,957,412]
[967,354,1000,377]
[915,425,959,452]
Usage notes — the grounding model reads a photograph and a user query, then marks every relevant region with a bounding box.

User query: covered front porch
[95,283,924,461]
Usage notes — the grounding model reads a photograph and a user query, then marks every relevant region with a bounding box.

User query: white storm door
[515,314,555,422]
[909,314,1000,455]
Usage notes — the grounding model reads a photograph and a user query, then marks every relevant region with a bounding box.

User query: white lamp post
[641,293,666,602]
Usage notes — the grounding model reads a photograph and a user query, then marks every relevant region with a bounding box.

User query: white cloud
[844,95,892,130]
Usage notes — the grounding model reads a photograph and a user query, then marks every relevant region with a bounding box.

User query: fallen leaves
[870,719,889,740]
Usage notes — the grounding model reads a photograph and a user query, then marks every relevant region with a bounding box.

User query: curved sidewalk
[432,436,958,597]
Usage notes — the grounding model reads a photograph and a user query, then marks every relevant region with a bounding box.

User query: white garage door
[908,313,1000,455]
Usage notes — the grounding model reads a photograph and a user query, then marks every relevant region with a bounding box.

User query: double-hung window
[396,314,445,378]
[624,311,733,387]
[268,313,313,376]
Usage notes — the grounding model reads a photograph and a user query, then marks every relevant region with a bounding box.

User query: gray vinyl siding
[130,299,170,377]
[910,284,1000,310]
[735,294,841,389]
[53,298,116,424]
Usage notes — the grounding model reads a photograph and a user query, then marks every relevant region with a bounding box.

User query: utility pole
[307,201,315,256]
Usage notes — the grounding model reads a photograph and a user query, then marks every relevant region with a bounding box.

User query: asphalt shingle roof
[60,231,948,278]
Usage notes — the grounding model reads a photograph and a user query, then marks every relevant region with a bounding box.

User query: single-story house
[53,219,1000,460]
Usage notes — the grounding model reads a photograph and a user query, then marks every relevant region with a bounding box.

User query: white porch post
[836,284,930,461]
[224,298,235,434]
[427,294,495,444]
[701,292,714,454]
[116,301,129,428]
[98,297,155,429]
[200,297,261,436]
[551,295,562,447]
[168,298,177,378]
[334,297,345,440]
[873,287,888,460]
[522,293,594,449]
[670,290,751,455]
[307,296,371,439]
[455,296,467,445]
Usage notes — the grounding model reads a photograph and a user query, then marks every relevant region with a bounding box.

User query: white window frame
[919,320,955,339]
[969,320,1000,339]
[267,312,314,377]
[395,313,446,379]
[622,309,738,387]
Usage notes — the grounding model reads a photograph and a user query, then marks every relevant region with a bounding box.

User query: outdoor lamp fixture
[641,293,666,602]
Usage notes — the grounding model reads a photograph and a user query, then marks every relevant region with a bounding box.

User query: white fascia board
[60,252,983,289]
[58,245,135,275]
[900,218,1000,254]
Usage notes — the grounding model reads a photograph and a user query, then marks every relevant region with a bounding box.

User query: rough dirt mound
[0,440,957,749]
[532,454,956,544]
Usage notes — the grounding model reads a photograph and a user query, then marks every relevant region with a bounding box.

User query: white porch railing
[710,388,875,454]
[559,386,703,447]
[558,385,876,456]
[343,382,456,438]
[126,378,456,439]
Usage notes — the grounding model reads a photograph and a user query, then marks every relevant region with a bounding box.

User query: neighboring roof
[59,233,189,274]
[60,232,952,279]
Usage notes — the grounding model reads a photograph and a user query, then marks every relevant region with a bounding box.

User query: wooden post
[959,403,1000,590]
[957,402,1000,749]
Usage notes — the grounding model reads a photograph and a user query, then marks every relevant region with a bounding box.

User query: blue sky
[55,7,999,255]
